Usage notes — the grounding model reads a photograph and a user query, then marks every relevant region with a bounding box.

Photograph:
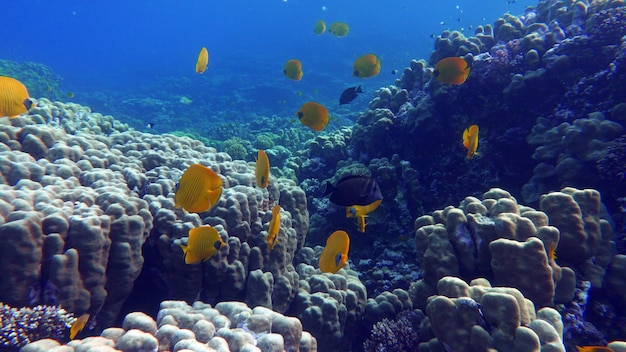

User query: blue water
[1,0,529,131]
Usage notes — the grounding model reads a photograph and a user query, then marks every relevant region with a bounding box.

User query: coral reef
[0,100,309,332]
[339,0,626,217]
[362,310,423,352]
[4,1,626,350]
[291,247,368,351]
[421,276,567,352]
[0,60,65,101]
[0,100,372,350]
[20,300,318,352]
[0,303,74,350]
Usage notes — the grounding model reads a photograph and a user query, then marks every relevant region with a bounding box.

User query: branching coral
[222,137,250,160]
[0,303,75,350]
[597,134,626,185]
[363,310,423,352]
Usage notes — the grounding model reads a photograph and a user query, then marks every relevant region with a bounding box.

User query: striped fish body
[0,76,31,118]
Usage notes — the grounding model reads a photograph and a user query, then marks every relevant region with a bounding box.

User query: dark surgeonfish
[339,85,363,105]
[324,175,383,206]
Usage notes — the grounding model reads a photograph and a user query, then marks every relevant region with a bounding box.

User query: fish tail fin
[323,181,335,196]
[356,85,363,93]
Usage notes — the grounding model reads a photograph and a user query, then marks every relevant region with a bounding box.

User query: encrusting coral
[0,99,366,351]
[18,300,318,352]
[410,186,616,310]
[0,303,75,349]
[0,99,310,328]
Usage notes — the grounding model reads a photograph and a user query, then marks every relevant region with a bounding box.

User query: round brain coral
[222,137,248,160]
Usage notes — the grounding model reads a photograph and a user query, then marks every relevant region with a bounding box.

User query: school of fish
[0,13,489,341]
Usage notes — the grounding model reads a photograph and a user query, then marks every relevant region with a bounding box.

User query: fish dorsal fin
[337,174,367,184]
[206,187,223,204]
[463,127,471,149]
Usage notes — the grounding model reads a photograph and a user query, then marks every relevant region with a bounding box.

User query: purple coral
[586,7,626,46]
[597,135,626,184]
[0,303,75,350]
[560,284,608,348]
[363,310,423,352]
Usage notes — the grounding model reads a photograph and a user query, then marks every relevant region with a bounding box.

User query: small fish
[181,225,225,264]
[267,205,281,250]
[0,76,34,118]
[325,175,383,207]
[433,57,471,84]
[175,164,223,213]
[547,242,558,261]
[346,199,381,218]
[319,230,350,273]
[295,101,329,131]
[196,47,209,74]
[576,347,614,352]
[398,234,411,242]
[355,215,367,233]
[347,199,380,233]
[256,150,270,188]
[353,54,381,78]
[67,92,75,98]
[462,125,479,159]
[283,59,303,81]
[146,122,155,129]
[314,19,326,35]
[339,85,363,105]
[70,313,90,340]
[430,33,435,38]
[328,21,349,37]
[391,69,398,74]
